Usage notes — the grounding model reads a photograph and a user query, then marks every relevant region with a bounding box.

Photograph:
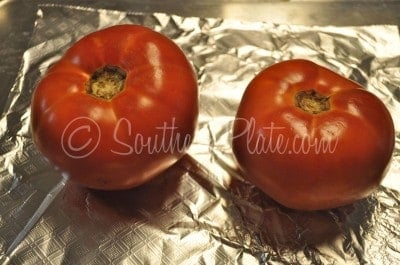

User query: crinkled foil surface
[0,4,399,265]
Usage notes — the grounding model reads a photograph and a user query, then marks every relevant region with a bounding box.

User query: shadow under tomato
[227,176,378,253]
[60,155,195,226]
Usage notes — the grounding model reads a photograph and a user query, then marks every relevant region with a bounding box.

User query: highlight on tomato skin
[30,24,199,190]
[232,59,395,211]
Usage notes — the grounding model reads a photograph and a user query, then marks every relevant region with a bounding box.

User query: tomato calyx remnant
[295,90,330,114]
[86,65,126,100]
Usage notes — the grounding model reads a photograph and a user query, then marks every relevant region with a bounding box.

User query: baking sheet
[0,4,399,264]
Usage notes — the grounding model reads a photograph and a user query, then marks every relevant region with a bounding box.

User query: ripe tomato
[31,25,198,190]
[232,59,395,210]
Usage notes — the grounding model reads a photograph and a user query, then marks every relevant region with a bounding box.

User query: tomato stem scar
[295,90,330,114]
[86,65,126,100]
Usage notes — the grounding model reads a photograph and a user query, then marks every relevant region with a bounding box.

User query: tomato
[232,59,395,210]
[31,25,198,190]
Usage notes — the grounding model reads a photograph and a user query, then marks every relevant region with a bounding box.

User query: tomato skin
[31,25,198,190]
[232,59,395,210]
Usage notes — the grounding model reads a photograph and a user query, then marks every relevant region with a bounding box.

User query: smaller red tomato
[232,59,395,210]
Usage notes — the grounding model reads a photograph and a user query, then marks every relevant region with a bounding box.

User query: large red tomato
[31,25,198,190]
[232,59,395,210]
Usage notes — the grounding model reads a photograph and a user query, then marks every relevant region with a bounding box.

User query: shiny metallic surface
[0,2,399,265]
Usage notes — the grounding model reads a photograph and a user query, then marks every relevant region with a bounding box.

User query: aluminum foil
[0,4,399,265]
